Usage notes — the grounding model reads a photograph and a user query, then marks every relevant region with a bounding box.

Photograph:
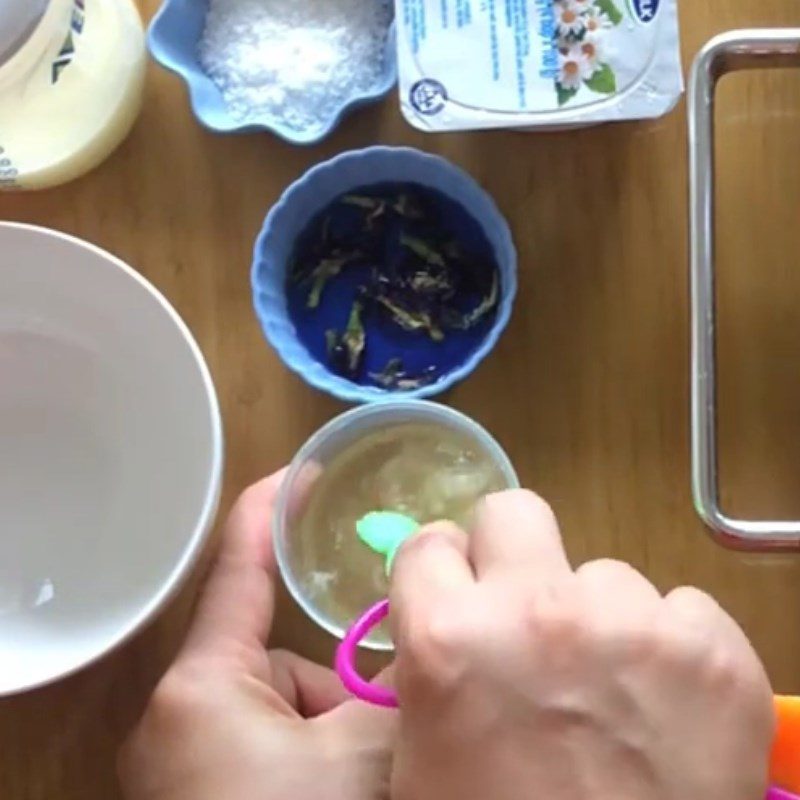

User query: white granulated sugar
[198,0,393,135]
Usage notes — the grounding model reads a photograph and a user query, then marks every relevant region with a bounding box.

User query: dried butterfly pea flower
[326,301,366,377]
[442,272,499,330]
[370,358,437,391]
[306,257,348,308]
[374,294,444,342]
[400,233,447,268]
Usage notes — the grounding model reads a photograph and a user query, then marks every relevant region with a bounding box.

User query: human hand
[389,489,775,800]
[119,471,395,800]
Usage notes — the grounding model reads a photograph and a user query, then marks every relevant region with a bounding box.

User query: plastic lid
[0,0,49,66]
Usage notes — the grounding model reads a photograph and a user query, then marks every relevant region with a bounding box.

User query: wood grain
[2,1,800,796]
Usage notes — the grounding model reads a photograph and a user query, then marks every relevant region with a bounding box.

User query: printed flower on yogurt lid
[557,45,593,90]
[584,7,613,33]
[554,0,586,37]
[552,0,622,104]
[578,36,605,75]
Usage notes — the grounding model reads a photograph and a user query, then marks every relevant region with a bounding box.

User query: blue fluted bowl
[251,147,518,403]
[147,0,397,145]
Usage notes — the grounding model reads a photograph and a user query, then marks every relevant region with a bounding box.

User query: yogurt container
[395,0,683,131]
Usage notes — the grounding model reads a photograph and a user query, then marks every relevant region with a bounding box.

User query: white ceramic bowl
[0,223,223,695]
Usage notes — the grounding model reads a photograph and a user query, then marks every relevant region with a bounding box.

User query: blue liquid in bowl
[285,183,500,390]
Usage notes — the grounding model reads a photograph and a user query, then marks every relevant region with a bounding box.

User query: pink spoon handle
[335,598,399,708]
[768,789,800,800]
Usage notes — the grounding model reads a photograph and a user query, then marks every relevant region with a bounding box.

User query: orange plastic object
[772,696,800,794]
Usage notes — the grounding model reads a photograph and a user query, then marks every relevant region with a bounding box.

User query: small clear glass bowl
[273,400,519,650]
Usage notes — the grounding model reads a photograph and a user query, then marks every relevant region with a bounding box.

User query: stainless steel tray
[689,29,800,550]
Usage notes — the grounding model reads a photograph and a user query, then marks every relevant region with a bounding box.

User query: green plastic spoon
[356,511,420,575]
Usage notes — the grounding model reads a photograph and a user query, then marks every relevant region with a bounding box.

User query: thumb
[180,471,285,669]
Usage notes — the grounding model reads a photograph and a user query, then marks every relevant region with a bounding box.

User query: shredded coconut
[198,0,393,135]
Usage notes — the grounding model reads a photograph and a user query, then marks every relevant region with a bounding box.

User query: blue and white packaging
[395,0,683,131]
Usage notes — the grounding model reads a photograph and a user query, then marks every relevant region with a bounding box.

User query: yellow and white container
[0,0,146,191]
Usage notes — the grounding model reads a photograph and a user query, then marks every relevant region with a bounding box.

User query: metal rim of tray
[689,28,800,550]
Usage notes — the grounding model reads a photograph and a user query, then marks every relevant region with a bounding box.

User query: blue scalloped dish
[147,0,397,145]
[251,147,518,404]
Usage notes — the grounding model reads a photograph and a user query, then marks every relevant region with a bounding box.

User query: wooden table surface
[2,1,800,796]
